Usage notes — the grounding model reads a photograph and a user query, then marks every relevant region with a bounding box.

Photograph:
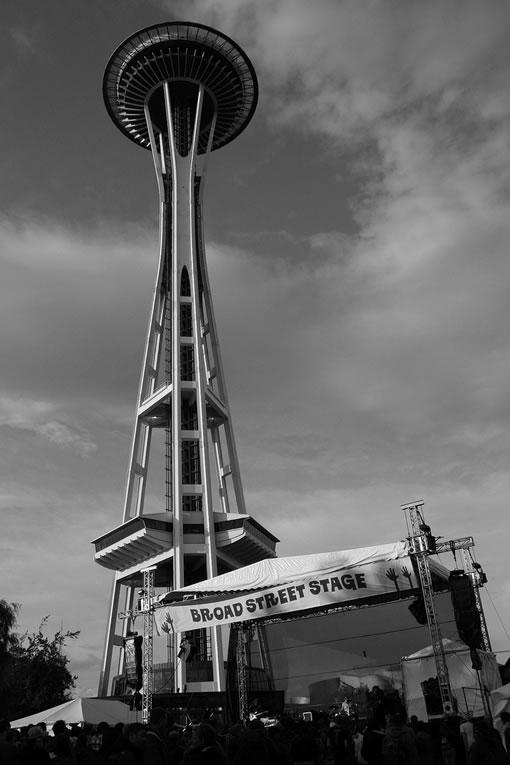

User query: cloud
[0,396,96,456]
[180,0,510,444]
[0,215,156,408]
[9,27,38,57]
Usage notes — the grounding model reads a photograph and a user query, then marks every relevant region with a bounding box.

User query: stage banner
[155,555,417,635]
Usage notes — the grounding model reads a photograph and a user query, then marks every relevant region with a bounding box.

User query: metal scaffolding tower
[235,623,251,723]
[140,567,156,724]
[402,500,492,716]
[402,500,456,716]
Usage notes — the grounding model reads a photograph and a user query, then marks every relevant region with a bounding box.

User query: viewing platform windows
[180,345,195,380]
[180,303,193,337]
[181,402,198,430]
[182,439,201,484]
[183,496,203,513]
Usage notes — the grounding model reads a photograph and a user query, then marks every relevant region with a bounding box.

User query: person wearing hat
[20,725,51,764]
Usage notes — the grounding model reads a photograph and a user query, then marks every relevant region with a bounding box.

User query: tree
[0,601,80,720]
[0,600,18,665]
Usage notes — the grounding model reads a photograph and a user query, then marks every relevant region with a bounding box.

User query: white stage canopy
[10,697,137,729]
[155,541,449,635]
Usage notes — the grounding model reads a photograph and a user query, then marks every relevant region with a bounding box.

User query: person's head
[27,726,48,747]
[87,732,102,751]
[473,718,494,742]
[167,730,181,747]
[149,706,169,734]
[389,714,404,729]
[126,722,147,751]
[191,723,217,749]
[52,720,69,737]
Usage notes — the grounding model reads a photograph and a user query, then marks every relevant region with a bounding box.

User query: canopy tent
[10,697,137,729]
[401,638,501,720]
[491,682,510,747]
[155,541,450,635]
[159,542,414,597]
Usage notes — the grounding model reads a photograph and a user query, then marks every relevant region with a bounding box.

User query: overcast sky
[2,0,510,698]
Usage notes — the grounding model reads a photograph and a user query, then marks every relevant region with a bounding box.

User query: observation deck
[92,512,278,582]
[103,21,258,153]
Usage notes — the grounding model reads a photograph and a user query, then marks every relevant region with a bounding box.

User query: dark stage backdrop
[263,591,459,704]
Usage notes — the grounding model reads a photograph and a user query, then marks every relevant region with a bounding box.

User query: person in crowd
[369,688,386,730]
[352,725,368,764]
[328,715,355,764]
[409,716,419,731]
[224,723,244,763]
[53,720,70,738]
[108,722,147,765]
[182,723,227,764]
[76,726,109,765]
[361,721,384,765]
[52,734,75,765]
[460,719,475,755]
[98,722,121,760]
[414,721,440,765]
[228,719,278,765]
[439,720,457,765]
[144,708,171,765]
[267,723,292,765]
[466,718,510,765]
[165,729,185,764]
[289,720,323,765]
[0,719,21,765]
[19,725,52,765]
[381,713,420,765]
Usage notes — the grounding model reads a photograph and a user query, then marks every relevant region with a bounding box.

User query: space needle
[93,22,278,699]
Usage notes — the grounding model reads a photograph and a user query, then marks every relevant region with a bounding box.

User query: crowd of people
[1,707,510,765]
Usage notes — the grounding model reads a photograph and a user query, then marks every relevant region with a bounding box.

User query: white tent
[490,682,510,747]
[402,638,501,720]
[10,697,138,729]
[491,682,510,719]
[157,541,447,598]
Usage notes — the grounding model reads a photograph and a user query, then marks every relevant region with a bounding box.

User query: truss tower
[93,22,278,696]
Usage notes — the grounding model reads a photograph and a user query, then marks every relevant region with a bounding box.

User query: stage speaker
[449,571,482,650]
[421,677,443,716]
[123,633,143,691]
[408,596,427,625]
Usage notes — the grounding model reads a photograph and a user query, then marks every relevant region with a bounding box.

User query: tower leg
[98,577,126,697]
